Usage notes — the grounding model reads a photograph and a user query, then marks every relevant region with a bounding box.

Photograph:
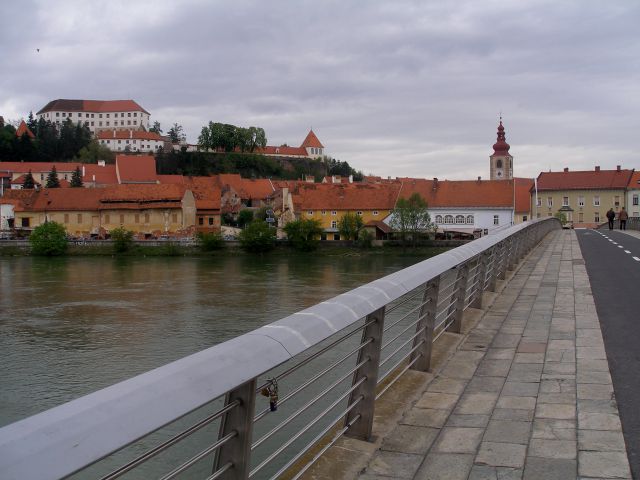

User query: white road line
[618,245,624,248]
[612,242,618,244]
[625,250,631,254]
[634,257,640,262]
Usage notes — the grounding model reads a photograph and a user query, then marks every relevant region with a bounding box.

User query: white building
[97,130,164,153]
[36,99,150,134]
[627,171,640,218]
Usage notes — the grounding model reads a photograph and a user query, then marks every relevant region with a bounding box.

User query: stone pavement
[357,230,632,480]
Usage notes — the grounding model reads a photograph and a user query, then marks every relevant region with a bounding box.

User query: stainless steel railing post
[410,277,440,372]
[344,307,385,441]
[214,379,257,480]
[448,263,469,333]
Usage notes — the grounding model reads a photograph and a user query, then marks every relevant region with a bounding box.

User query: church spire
[493,117,510,155]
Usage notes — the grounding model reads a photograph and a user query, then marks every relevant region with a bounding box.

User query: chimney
[433,178,438,190]
[348,174,353,183]
[595,166,600,172]
[617,165,621,172]
[564,167,569,172]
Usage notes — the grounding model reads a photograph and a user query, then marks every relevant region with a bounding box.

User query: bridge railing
[0,218,561,480]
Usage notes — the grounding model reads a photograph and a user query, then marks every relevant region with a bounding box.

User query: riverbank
[0,240,462,257]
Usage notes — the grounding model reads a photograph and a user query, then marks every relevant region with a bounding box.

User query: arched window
[435,215,443,223]
[496,159,503,168]
[444,215,454,224]
[466,215,474,224]
[455,215,465,224]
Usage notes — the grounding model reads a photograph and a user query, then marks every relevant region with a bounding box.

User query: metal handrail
[0,217,561,480]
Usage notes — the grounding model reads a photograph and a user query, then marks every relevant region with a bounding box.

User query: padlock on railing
[260,378,279,411]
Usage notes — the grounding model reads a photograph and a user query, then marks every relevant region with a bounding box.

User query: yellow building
[532,167,634,227]
[2,184,196,237]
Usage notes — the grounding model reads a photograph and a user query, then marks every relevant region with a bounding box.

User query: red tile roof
[10,174,41,186]
[96,130,163,141]
[398,178,514,208]
[258,145,308,156]
[37,99,149,115]
[0,162,81,173]
[157,175,185,184]
[115,155,158,184]
[16,121,35,139]
[628,171,640,188]
[292,183,401,211]
[535,168,634,191]
[300,129,324,148]
[514,178,534,214]
[82,164,118,185]
[216,174,274,200]
[184,177,221,211]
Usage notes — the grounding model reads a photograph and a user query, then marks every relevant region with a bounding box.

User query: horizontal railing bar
[379,329,424,368]
[383,297,430,333]
[206,461,233,480]
[254,338,373,423]
[289,413,361,480]
[99,400,240,480]
[433,317,458,343]
[384,286,428,315]
[158,431,237,480]
[435,287,460,310]
[251,356,370,450]
[250,377,367,477]
[375,353,423,400]
[255,317,375,393]
[434,307,458,331]
[438,278,459,293]
[381,313,426,350]
[377,340,426,385]
[268,398,364,480]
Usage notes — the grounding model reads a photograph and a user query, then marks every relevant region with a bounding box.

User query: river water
[0,253,424,429]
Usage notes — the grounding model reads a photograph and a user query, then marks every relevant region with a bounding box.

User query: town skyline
[1,1,639,180]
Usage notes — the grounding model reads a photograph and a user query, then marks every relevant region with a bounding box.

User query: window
[579,212,583,222]
[106,114,110,118]
[91,122,94,126]
[563,197,569,206]
[172,213,178,223]
[208,217,214,226]
[77,214,82,223]
[547,197,553,207]
[21,217,30,227]
[331,211,337,216]
[496,159,503,168]
[104,214,110,224]
[307,210,313,216]
[128,113,131,117]
[321,210,326,215]
[120,121,124,126]
[444,215,454,224]
[466,215,474,224]
[144,214,149,223]
[356,211,363,216]
[134,214,139,223]
[99,122,102,127]
[127,121,131,126]
[615,196,620,206]
[493,215,499,225]
[134,113,137,117]
[126,140,129,144]
[435,215,443,223]
[593,196,600,206]
[119,214,124,224]
[536,197,541,207]
[522,215,528,222]
[106,121,110,126]
[373,210,378,216]
[198,217,204,225]
[578,196,584,207]
[99,114,102,118]
[455,215,464,224]
[634,194,639,206]
[64,214,69,223]
[133,120,137,125]
[331,220,337,228]
[333,234,340,241]
[594,212,600,222]
[121,113,125,118]
[56,112,59,117]
[548,212,552,217]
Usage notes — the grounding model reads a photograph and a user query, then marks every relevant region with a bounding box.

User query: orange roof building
[35,99,150,135]
[257,129,325,159]
[15,121,35,139]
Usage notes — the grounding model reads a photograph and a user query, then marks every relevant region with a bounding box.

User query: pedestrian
[619,207,628,230]
[606,208,615,230]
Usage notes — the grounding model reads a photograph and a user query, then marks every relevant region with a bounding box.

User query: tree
[70,166,83,187]
[45,166,61,188]
[284,218,323,251]
[390,193,433,246]
[74,139,115,164]
[168,123,186,144]
[237,209,254,228]
[23,170,35,189]
[338,212,364,241]
[197,232,224,251]
[29,221,68,256]
[238,221,276,252]
[27,111,38,132]
[149,121,162,134]
[110,227,134,253]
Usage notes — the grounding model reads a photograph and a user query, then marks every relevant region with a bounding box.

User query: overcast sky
[1,0,639,179]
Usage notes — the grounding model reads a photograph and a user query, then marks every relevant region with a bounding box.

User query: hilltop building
[258,129,325,159]
[36,99,150,134]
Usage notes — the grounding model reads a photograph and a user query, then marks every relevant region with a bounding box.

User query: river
[0,252,426,429]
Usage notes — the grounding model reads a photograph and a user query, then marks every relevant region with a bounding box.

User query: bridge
[0,218,637,479]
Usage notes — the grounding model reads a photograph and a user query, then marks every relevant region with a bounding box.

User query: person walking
[606,208,615,230]
[619,207,628,230]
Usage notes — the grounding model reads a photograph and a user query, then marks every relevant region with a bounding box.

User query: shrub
[238,221,276,252]
[29,221,68,256]
[237,209,254,228]
[197,232,224,251]
[110,227,134,253]
[283,218,323,251]
[356,229,374,249]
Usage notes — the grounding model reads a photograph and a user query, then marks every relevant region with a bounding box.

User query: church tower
[489,118,513,180]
